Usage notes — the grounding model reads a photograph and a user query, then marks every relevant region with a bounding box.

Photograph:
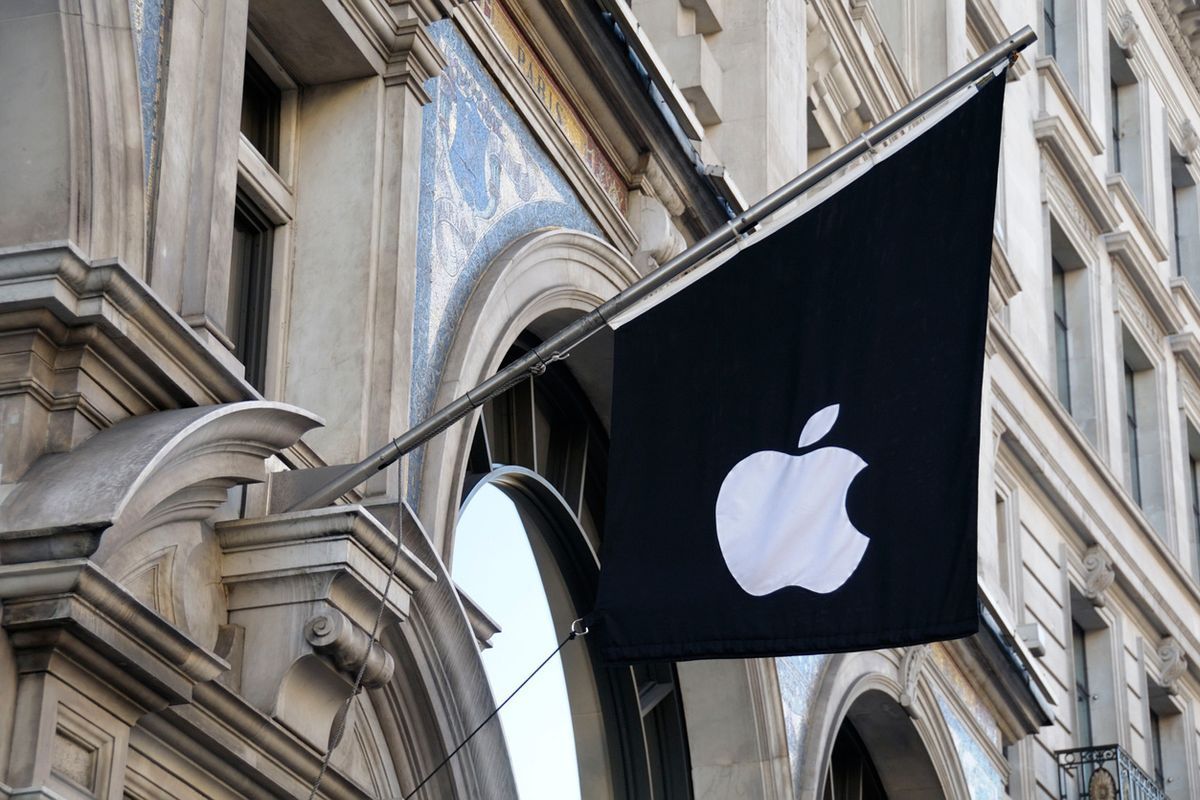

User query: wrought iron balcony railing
[1057,744,1167,800]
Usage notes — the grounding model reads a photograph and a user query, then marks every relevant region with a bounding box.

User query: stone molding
[1170,331,1200,386]
[966,0,1030,79]
[217,504,435,748]
[382,16,449,103]
[418,228,640,551]
[454,1,639,251]
[1035,119,1122,236]
[1107,231,1185,337]
[0,245,266,486]
[0,402,322,547]
[989,238,1022,314]
[0,559,227,708]
[0,3,146,276]
[1106,174,1171,262]
[1035,56,1105,156]
[899,644,931,718]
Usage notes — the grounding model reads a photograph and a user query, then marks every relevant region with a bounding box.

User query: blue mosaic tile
[410,21,602,499]
[935,688,1007,800]
[130,0,169,183]
[776,654,828,790]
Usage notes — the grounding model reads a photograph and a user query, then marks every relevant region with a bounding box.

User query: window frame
[1052,256,1072,412]
[1043,0,1057,59]
[1125,360,1143,505]
[227,33,297,396]
[1045,215,1096,443]
[457,335,694,798]
[1119,322,1168,535]
[1072,620,1094,748]
[229,192,275,391]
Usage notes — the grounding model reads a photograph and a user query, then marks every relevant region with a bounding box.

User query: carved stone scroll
[1082,545,1115,608]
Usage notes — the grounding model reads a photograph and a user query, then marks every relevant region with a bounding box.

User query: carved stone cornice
[1151,0,1200,95]
[0,244,253,412]
[382,16,448,104]
[0,559,227,712]
[1082,545,1116,608]
[216,504,435,749]
[1034,118,1121,236]
[1106,231,1185,337]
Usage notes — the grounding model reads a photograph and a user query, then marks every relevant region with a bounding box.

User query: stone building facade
[2,0,1200,798]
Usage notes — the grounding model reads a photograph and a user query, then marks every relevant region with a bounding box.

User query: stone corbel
[217,504,435,750]
[1117,12,1141,56]
[305,609,395,686]
[1157,636,1188,695]
[1082,544,1115,608]
[629,190,686,274]
[898,644,931,718]
[1182,121,1200,162]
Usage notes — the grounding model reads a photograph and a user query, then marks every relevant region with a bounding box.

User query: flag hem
[595,615,980,665]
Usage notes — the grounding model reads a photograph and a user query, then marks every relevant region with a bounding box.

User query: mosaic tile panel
[129,0,169,182]
[935,688,1008,800]
[931,644,1002,748]
[776,654,828,790]
[410,21,602,496]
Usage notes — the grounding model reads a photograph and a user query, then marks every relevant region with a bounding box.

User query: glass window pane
[453,484,583,800]
[241,54,281,168]
[1052,259,1071,411]
[1072,622,1093,747]
[1125,363,1141,504]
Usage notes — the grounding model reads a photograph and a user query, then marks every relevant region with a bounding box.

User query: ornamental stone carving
[218,504,435,750]
[1117,12,1141,51]
[1082,545,1115,608]
[1183,120,1200,156]
[1158,636,1187,694]
[899,644,931,718]
[305,610,396,688]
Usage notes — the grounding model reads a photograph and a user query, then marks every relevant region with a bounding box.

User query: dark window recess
[1073,622,1093,748]
[1111,80,1122,174]
[1125,363,1141,505]
[822,720,889,800]
[1191,455,1200,578]
[1052,258,1071,412]
[1149,708,1165,787]
[229,194,274,391]
[1173,183,1184,278]
[240,54,281,169]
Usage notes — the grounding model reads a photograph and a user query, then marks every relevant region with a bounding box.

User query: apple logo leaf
[797,404,840,448]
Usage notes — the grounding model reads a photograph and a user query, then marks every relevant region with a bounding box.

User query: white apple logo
[715,404,869,596]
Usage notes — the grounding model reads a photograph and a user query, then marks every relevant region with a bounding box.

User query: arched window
[451,334,692,798]
[823,720,888,800]
[822,689,946,800]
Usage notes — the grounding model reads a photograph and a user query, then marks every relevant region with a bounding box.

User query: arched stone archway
[417,227,639,557]
[797,652,972,800]
[831,689,946,799]
[417,226,795,799]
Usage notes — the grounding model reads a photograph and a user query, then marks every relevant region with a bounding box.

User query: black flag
[591,71,1006,663]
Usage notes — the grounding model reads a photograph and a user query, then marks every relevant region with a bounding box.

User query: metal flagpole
[286,25,1036,514]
